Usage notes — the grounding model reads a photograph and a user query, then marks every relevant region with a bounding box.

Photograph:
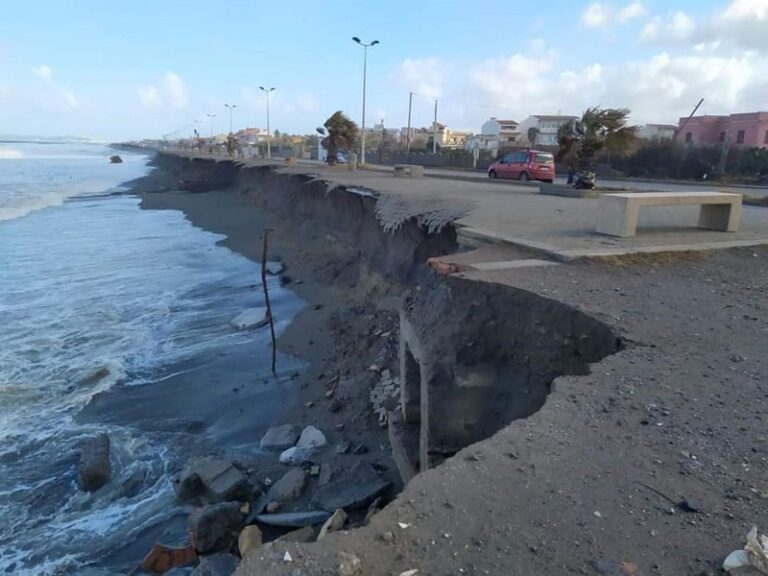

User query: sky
[0,0,767,141]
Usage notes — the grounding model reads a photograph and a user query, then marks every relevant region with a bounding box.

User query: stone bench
[597,192,742,238]
[393,164,424,178]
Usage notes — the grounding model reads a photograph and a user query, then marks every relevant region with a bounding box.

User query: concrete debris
[312,461,390,512]
[399,571,419,576]
[267,468,307,504]
[255,510,332,527]
[317,508,347,540]
[259,424,302,452]
[283,551,293,563]
[78,433,111,492]
[192,552,239,576]
[336,441,351,455]
[176,457,252,504]
[188,502,244,554]
[231,307,268,330]
[238,525,263,558]
[723,526,768,574]
[398,522,410,529]
[296,425,328,452]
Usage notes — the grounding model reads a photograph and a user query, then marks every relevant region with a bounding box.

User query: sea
[0,141,302,574]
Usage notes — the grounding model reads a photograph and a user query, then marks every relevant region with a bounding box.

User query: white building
[478,118,520,152]
[518,115,578,146]
[638,124,677,140]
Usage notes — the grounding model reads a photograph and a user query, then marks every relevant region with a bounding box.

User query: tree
[557,107,639,176]
[321,111,359,165]
[527,127,539,146]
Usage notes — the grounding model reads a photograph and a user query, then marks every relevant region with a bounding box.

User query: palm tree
[321,111,359,165]
[557,107,639,182]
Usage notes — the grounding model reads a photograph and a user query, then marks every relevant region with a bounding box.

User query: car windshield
[535,153,554,163]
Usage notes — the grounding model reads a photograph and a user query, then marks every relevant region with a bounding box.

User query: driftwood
[260,230,277,374]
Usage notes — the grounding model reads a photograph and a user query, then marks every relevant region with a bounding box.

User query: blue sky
[1,0,766,140]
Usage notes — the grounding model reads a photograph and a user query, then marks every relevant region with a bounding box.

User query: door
[497,152,515,178]
[508,151,527,178]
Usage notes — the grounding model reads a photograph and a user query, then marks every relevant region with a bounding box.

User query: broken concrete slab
[177,457,252,504]
[259,424,301,452]
[279,446,311,466]
[311,462,390,512]
[266,468,307,504]
[255,510,331,527]
[278,526,316,543]
[238,525,263,558]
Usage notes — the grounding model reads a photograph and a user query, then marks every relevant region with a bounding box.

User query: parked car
[488,150,555,183]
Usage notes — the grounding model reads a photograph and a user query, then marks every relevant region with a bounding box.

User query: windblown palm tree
[557,107,639,179]
[321,111,359,165]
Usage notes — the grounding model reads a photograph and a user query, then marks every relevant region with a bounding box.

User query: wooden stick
[260,230,277,375]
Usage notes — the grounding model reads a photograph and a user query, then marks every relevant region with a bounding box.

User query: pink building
[676,112,768,149]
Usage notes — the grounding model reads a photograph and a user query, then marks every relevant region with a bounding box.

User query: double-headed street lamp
[352,37,379,166]
[224,103,237,134]
[259,86,276,159]
[206,113,216,139]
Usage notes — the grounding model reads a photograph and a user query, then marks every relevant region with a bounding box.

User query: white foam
[0,148,23,160]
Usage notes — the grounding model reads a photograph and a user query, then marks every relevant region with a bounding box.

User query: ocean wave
[0,148,24,160]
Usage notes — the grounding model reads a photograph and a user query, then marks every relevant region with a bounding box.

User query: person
[567,167,575,185]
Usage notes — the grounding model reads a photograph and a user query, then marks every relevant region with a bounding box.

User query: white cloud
[722,0,768,20]
[709,0,768,51]
[394,57,448,100]
[163,72,188,108]
[581,3,609,27]
[136,72,188,109]
[642,11,695,42]
[31,64,78,109]
[618,2,646,22]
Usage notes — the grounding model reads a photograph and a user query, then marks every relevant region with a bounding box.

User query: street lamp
[224,103,237,134]
[352,37,379,166]
[206,113,216,139]
[259,86,276,159]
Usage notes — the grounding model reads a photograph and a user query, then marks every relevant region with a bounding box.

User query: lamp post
[224,103,236,134]
[352,37,379,166]
[259,86,276,159]
[206,113,216,139]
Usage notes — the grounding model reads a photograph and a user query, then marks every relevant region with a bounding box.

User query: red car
[488,150,555,183]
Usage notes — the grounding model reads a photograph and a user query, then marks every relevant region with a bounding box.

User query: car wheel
[488,170,497,179]
[519,172,530,182]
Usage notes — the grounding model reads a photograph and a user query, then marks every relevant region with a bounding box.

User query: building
[428,122,472,149]
[234,127,269,145]
[517,115,578,146]
[638,124,677,140]
[478,118,520,152]
[676,112,768,149]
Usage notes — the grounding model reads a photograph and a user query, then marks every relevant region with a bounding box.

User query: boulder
[279,446,311,466]
[267,468,307,504]
[238,525,263,558]
[231,308,268,330]
[189,502,244,554]
[177,457,251,504]
[259,424,301,452]
[255,511,331,527]
[78,433,111,492]
[191,552,239,576]
[296,426,327,452]
[317,508,347,540]
[116,467,146,499]
[312,462,389,512]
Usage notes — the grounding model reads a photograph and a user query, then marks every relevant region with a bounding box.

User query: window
[515,151,529,163]
[737,130,745,144]
[685,132,692,143]
[502,153,514,163]
[535,153,554,163]
[718,131,726,142]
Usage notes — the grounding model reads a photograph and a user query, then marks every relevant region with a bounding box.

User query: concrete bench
[393,164,424,178]
[597,192,742,238]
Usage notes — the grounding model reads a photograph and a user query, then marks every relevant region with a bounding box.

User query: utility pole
[432,99,438,154]
[352,37,380,166]
[206,113,215,139]
[259,86,276,159]
[224,103,236,134]
[406,91,413,154]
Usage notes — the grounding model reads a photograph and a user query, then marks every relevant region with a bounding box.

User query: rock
[279,446,311,466]
[310,465,321,477]
[317,508,347,540]
[312,462,390,512]
[278,526,316,543]
[231,307,268,330]
[259,424,301,452]
[296,426,328,451]
[329,398,342,413]
[141,543,197,574]
[188,502,244,554]
[78,433,111,492]
[265,261,285,275]
[255,510,331,527]
[238,525,263,558]
[177,457,251,504]
[267,468,307,504]
[680,498,703,513]
[116,467,146,499]
[266,501,281,513]
[279,275,292,286]
[109,155,123,164]
[351,443,368,455]
[338,552,362,576]
[381,369,391,380]
[191,552,240,576]
[336,441,351,455]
